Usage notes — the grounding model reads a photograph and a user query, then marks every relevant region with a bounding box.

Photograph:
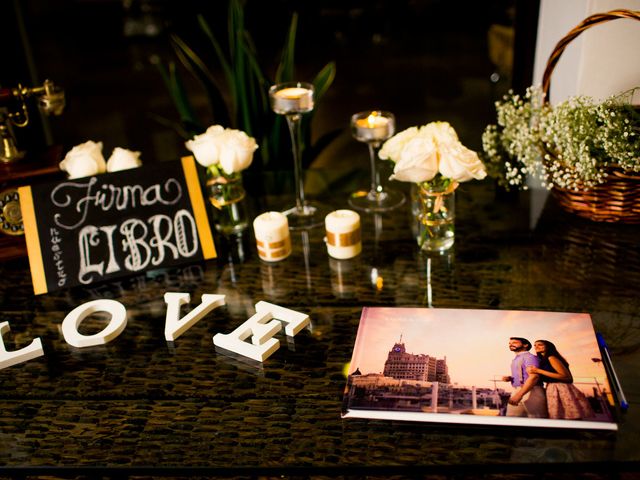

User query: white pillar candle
[253,211,292,262]
[271,87,314,114]
[353,111,394,142]
[325,209,362,259]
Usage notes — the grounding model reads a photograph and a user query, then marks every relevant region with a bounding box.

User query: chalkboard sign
[19,157,216,295]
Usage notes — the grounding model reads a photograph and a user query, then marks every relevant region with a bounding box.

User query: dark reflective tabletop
[1,177,639,477]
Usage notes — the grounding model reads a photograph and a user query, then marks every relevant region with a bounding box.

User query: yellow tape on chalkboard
[181,156,217,259]
[18,186,48,295]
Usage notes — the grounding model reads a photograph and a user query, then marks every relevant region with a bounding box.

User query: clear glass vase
[206,171,249,235]
[414,183,456,252]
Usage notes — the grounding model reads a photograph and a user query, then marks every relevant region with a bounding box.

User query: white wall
[533,0,640,104]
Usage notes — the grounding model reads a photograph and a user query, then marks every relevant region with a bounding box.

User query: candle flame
[366,111,381,127]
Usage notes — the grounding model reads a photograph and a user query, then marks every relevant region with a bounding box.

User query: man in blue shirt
[502,337,548,418]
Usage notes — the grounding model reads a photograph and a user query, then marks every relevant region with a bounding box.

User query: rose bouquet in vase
[186,125,258,235]
[379,122,486,252]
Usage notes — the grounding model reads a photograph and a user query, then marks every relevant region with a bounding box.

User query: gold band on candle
[257,237,291,261]
[257,239,288,250]
[326,229,361,247]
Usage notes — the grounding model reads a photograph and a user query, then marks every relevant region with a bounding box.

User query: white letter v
[164,292,225,341]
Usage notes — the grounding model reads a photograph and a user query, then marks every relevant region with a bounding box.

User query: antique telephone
[0,80,64,239]
[0,79,65,163]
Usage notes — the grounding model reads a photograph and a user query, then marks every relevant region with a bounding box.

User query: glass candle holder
[269,82,328,229]
[348,110,405,212]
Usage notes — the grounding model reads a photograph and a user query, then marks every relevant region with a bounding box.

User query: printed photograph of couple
[343,308,616,429]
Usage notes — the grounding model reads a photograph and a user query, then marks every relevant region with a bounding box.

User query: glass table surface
[0,175,638,477]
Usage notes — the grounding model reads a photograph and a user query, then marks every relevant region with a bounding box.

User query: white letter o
[62,299,127,348]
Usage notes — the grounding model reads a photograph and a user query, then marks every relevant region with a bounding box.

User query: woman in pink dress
[526,340,595,420]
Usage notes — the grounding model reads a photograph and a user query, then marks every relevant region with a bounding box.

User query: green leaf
[198,14,237,122]
[147,112,191,140]
[227,0,240,63]
[242,30,268,114]
[168,62,202,133]
[298,63,336,168]
[312,61,336,101]
[245,52,268,112]
[171,34,218,89]
[228,0,253,133]
[275,12,297,83]
[170,33,231,127]
[152,58,202,135]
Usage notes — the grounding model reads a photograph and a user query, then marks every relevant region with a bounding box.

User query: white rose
[389,136,439,183]
[59,140,106,179]
[379,126,419,162]
[185,125,226,167]
[422,121,459,145]
[438,142,487,182]
[218,129,258,174]
[106,147,142,172]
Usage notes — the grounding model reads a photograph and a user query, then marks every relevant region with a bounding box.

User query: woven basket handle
[541,9,640,101]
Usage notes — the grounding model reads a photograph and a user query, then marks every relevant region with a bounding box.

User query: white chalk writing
[50,227,67,287]
[51,177,183,230]
[78,210,199,284]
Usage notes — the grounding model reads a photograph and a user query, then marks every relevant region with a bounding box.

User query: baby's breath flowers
[482,85,640,191]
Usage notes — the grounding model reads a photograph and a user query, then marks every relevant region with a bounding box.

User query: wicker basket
[541,9,640,223]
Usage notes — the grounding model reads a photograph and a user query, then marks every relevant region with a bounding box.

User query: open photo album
[341,308,619,430]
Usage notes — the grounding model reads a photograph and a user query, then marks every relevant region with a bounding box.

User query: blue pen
[596,332,629,411]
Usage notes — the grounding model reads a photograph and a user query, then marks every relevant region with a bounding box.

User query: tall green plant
[156,0,336,172]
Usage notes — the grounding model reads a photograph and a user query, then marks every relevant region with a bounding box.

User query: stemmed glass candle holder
[349,111,405,212]
[269,82,326,229]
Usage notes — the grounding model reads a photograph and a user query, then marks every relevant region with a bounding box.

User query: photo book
[341,307,619,430]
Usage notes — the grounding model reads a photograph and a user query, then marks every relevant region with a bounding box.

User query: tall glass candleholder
[269,82,327,229]
[348,110,405,212]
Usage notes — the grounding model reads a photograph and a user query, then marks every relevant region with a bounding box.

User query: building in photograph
[383,339,450,384]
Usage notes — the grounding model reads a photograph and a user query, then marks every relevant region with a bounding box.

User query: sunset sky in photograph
[348,308,610,393]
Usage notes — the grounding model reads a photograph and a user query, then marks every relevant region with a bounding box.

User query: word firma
[0,294,310,370]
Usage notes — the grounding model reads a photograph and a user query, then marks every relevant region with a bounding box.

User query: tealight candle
[270,86,314,114]
[325,209,362,260]
[253,212,292,262]
[352,111,394,142]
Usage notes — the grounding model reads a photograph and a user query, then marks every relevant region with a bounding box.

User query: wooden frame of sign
[18,156,216,294]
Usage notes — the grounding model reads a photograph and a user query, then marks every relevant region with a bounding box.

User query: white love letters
[0,322,45,369]
[0,295,309,370]
[62,299,128,348]
[213,302,310,362]
[164,292,226,341]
